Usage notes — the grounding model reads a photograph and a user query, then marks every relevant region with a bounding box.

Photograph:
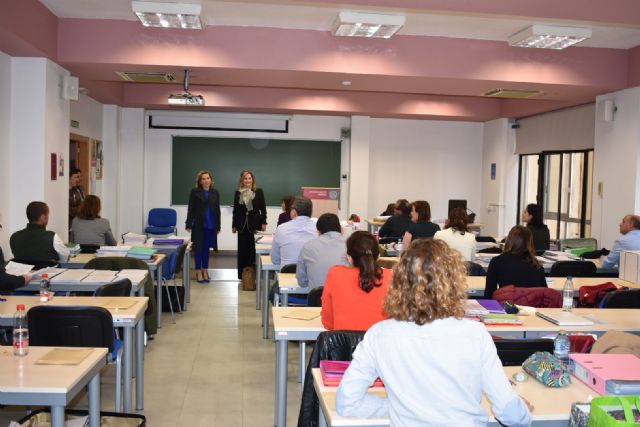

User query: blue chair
[144,208,177,236]
[160,244,188,323]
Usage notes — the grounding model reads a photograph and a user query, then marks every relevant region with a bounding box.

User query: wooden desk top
[0,296,148,325]
[272,306,640,336]
[312,366,595,426]
[260,255,279,269]
[0,346,107,395]
[278,272,298,288]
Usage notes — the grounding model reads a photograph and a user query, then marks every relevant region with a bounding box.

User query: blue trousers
[195,228,216,269]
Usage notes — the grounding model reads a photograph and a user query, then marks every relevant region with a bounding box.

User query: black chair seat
[549,260,597,277]
[494,338,554,366]
[601,289,640,308]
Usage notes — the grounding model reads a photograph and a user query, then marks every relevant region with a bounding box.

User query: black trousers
[237,227,256,279]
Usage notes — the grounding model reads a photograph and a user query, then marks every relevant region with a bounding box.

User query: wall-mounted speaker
[602,99,616,122]
[62,76,79,101]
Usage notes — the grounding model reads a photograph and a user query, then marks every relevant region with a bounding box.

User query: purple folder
[476,299,506,313]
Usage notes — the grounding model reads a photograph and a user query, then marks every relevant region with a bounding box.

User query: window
[518,150,593,240]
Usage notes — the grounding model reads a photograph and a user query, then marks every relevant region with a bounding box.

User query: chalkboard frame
[171,136,342,207]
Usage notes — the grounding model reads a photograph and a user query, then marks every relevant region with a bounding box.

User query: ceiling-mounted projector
[168,69,204,106]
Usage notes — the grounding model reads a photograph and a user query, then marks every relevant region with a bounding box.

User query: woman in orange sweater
[321,231,392,330]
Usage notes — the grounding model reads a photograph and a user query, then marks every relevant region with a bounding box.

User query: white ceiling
[40,0,640,49]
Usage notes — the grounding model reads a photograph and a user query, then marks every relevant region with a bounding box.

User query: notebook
[535,310,594,326]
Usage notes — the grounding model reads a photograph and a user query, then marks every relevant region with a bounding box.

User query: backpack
[578,282,623,307]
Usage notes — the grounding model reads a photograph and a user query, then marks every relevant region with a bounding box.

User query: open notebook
[536,310,594,326]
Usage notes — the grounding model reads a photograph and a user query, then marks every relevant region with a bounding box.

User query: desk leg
[282,294,288,307]
[51,406,65,427]
[256,254,262,310]
[183,248,191,309]
[298,342,306,384]
[262,270,271,339]
[136,316,145,410]
[88,371,101,427]
[156,264,163,329]
[319,405,328,427]
[276,340,288,427]
[124,326,133,413]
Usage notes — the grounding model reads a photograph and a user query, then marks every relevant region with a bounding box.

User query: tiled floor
[0,268,305,426]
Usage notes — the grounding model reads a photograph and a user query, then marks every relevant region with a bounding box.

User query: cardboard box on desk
[619,250,640,283]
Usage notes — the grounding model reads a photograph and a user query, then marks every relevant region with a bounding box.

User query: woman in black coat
[232,170,267,279]
[186,170,221,283]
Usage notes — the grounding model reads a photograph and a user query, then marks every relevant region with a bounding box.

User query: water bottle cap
[41,274,48,278]
[16,304,25,310]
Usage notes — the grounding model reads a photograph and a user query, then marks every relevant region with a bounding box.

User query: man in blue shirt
[601,214,640,269]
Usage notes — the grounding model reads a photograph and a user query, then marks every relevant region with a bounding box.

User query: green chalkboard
[171,137,341,206]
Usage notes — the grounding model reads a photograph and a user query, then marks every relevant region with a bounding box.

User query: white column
[117,108,145,235]
[349,116,371,218]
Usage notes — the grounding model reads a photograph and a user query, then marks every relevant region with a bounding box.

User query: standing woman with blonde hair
[232,170,267,280]
[186,170,221,283]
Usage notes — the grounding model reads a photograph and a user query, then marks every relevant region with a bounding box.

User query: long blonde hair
[238,170,257,191]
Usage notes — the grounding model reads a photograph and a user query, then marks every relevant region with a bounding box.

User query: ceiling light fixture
[132,1,202,29]
[332,11,405,39]
[509,24,591,50]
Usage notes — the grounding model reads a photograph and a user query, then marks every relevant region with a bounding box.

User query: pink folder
[570,353,640,395]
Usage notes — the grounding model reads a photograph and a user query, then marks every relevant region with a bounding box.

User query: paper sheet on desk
[36,348,93,365]
[282,310,320,321]
[101,300,137,310]
[4,261,34,276]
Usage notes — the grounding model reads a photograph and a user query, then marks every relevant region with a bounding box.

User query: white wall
[101,105,120,238]
[0,51,11,254]
[117,108,145,238]
[368,118,484,222]
[592,87,640,249]
[481,119,519,238]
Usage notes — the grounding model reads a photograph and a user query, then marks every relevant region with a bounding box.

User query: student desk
[465,276,637,298]
[277,272,311,305]
[312,366,595,427]
[22,269,147,296]
[0,296,148,412]
[260,254,280,339]
[0,346,107,427]
[61,253,168,329]
[255,243,272,310]
[272,306,640,427]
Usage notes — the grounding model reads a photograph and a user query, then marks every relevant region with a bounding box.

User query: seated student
[10,201,70,262]
[321,231,391,330]
[71,195,117,246]
[402,200,440,247]
[336,239,532,427]
[601,214,640,269]
[277,195,294,227]
[378,199,412,241]
[434,207,477,261]
[522,204,550,251]
[380,203,395,216]
[484,225,547,298]
[0,255,32,291]
[296,213,348,289]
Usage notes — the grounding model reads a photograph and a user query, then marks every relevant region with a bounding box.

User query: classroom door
[70,134,91,191]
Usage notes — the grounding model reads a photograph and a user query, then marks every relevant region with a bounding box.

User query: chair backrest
[559,238,597,252]
[475,236,496,243]
[162,250,179,280]
[85,256,149,271]
[11,258,58,270]
[94,278,132,297]
[0,247,5,265]
[174,243,188,276]
[478,247,502,254]
[465,261,486,276]
[298,330,365,427]
[280,263,297,274]
[494,338,554,366]
[601,289,640,308]
[549,260,597,277]
[147,208,177,227]
[307,286,324,307]
[80,244,100,254]
[28,306,115,352]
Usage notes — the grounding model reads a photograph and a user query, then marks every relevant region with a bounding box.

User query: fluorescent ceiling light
[509,24,591,50]
[132,1,202,29]
[333,11,405,38]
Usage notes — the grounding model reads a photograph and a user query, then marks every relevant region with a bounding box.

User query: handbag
[588,396,640,426]
[242,266,256,291]
[522,351,572,387]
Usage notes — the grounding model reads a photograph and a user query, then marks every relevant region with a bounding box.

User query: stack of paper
[116,269,148,283]
[464,300,489,316]
[122,232,147,245]
[319,360,384,387]
[65,243,81,257]
[50,269,93,284]
[151,237,184,246]
[33,267,66,279]
[82,270,117,284]
[96,246,131,257]
[128,246,157,260]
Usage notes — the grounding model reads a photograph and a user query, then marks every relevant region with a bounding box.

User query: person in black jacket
[378,199,412,241]
[484,225,547,298]
[522,203,550,251]
[232,170,267,280]
[185,170,221,283]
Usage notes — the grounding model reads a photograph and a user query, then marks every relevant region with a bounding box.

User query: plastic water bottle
[39,273,51,302]
[13,304,29,357]
[396,238,403,253]
[562,276,574,312]
[554,330,570,365]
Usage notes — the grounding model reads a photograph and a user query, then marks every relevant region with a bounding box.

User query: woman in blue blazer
[186,170,221,283]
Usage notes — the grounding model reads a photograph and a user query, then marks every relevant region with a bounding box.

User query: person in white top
[434,207,477,262]
[336,239,532,427]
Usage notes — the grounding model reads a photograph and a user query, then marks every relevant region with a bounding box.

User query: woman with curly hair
[336,239,532,427]
[321,231,391,330]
